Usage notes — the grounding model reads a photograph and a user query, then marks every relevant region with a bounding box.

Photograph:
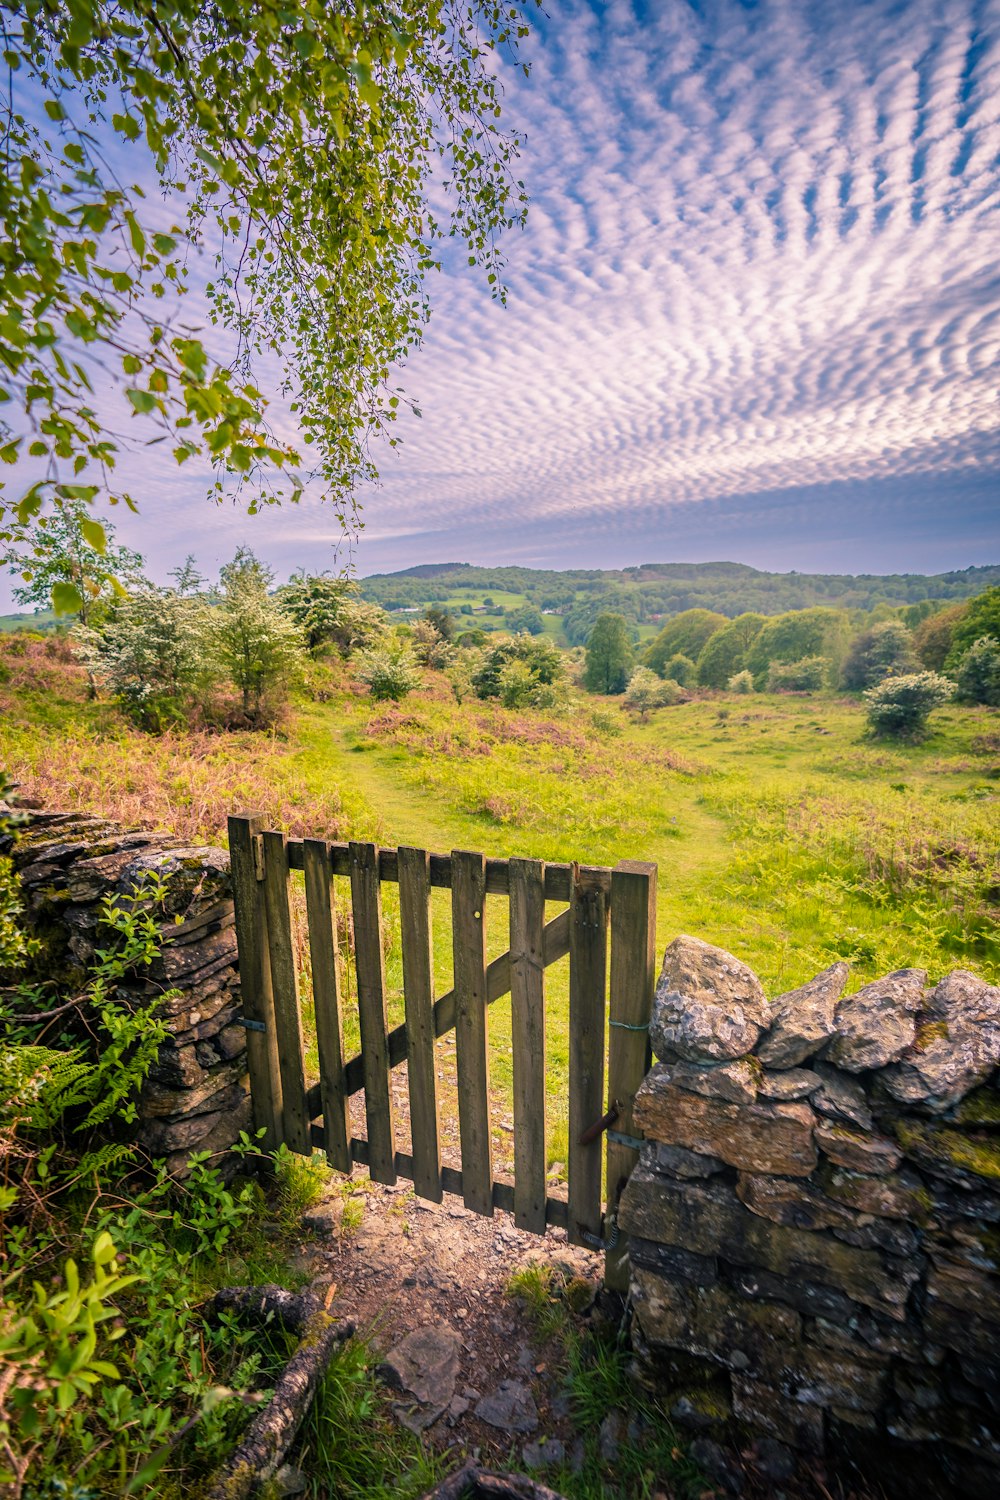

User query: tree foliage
[76,585,216,730]
[767,655,830,692]
[470,632,562,700]
[276,572,386,655]
[0,501,145,623]
[947,586,1000,664]
[913,602,967,671]
[623,666,682,718]
[1,1,536,573]
[355,637,420,701]
[643,610,726,676]
[584,612,634,694]
[215,548,306,723]
[953,637,1000,707]
[841,620,917,691]
[745,607,850,685]
[695,612,764,687]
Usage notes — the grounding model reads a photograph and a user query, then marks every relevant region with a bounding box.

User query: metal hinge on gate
[579,1213,620,1252]
[607,1128,645,1152]
[237,1016,266,1033]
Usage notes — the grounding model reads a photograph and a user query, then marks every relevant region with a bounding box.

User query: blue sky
[3,0,999,605]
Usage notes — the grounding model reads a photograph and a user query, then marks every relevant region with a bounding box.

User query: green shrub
[623,667,684,718]
[470,634,562,700]
[841,620,917,690]
[954,637,1000,706]
[863,670,954,738]
[767,655,830,692]
[663,652,696,686]
[355,641,420,702]
[728,669,754,694]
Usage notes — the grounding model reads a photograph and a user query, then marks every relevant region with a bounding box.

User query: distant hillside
[358,560,1000,645]
[0,609,59,633]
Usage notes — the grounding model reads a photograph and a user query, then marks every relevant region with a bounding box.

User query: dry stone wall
[620,935,1000,1499]
[1,808,250,1174]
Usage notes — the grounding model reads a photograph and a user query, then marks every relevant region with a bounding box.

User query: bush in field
[76,587,217,731]
[624,667,683,718]
[767,656,830,692]
[946,585,1000,664]
[663,652,697,686]
[216,549,307,726]
[276,572,387,655]
[863,671,953,739]
[914,603,967,670]
[841,620,917,690]
[471,634,563,700]
[728,669,755,693]
[355,640,420,702]
[411,619,455,669]
[496,658,560,709]
[954,637,1000,706]
[584,613,634,694]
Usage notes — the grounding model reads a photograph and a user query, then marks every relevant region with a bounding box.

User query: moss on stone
[955,1088,1000,1129]
[913,1019,949,1051]
[896,1118,1000,1182]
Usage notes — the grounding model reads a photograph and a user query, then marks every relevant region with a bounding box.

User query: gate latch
[578,1099,620,1146]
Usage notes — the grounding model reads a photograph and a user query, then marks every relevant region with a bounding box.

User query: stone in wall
[624,935,1000,1500]
[2,808,251,1176]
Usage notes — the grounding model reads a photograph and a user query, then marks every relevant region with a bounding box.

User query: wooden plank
[349,841,396,1185]
[567,865,608,1247]
[303,904,572,1120]
[302,838,351,1174]
[605,860,658,1289]
[260,830,310,1155]
[452,850,493,1215]
[228,814,282,1151]
[509,857,547,1233]
[398,846,442,1202]
[286,838,610,903]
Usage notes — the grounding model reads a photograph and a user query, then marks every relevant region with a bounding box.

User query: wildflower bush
[864,670,954,739]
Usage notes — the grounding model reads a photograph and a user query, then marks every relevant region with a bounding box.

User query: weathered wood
[422,1458,572,1500]
[212,1284,325,1333]
[308,1126,571,1230]
[567,866,608,1247]
[398,846,442,1202]
[286,838,611,904]
[205,1287,354,1500]
[452,850,493,1215]
[509,857,547,1233]
[349,841,396,1184]
[303,838,351,1174]
[605,860,658,1289]
[261,830,309,1155]
[304,904,572,1120]
[228,815,282,1151]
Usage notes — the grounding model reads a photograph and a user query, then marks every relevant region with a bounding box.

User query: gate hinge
[607,1128,645,1152]
[252,834,265,881]
[237,1016,266,1033]
[579,1213,620,1252]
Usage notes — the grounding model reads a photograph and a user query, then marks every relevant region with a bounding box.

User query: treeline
[358,560,1000,643]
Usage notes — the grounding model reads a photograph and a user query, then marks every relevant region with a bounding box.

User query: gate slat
[228,814,282,1151]
[509,857,547,1233]
[606,860,658,1288]
[349,841,396,1185]
[261,830,310,1155]
[452,850,493,1215]
[398,846,442,1202]
[303,838,351,1174]
[567,866,608,1246]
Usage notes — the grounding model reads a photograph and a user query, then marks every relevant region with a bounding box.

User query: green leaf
[44,99,66,122]
[125,388,158,415]
[80,517,107,554]
[52,581,84,615]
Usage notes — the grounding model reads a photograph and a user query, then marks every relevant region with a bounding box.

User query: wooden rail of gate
[228,814,656,1287]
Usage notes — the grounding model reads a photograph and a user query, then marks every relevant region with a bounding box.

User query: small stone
[522,1438,565,1471]
[811,1062,874,1130]
[826,969,925,1072]
[822,1164,929,1220]
[670,1391,731,1431]
[650,934,768,1063]
[757,1067,822,1101]
[754,1438,796,1483]
[669,1057,761,1104]
[598,1410,624,1462]
[474,1379,539,1434]
[301,1201,344,1239]
[272,1465,308,1496]
[378,1326,462,1410]
[689,1437,744,1495]
[814,1119,901,1175]
[757,962,848,1068]
[881,970,1000,1111]
[447,1394,469,1420]
[650,1142,727,1179]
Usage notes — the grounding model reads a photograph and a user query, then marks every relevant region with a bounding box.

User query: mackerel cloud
[342,0,999,565]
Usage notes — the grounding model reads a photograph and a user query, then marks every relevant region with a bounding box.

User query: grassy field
[2,632,998,1173]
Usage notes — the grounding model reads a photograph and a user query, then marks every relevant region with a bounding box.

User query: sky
[3,0,999,607]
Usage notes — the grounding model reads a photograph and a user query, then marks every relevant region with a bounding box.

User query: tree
[624,666,679,719]
[841,621,917,690]
[863,672,953,739]
[506,603,545,635]
[471,634,563,700]
[215,548,306,724]
[411,618,455,668]
[1,3,536,590]
[422,605,456,643]
[584,614,634,694]
[947,587,1000,664]
[954,637,1000,706]
[663,653,697,687]
[0,502,145,623]
[695,613,765,688]
[355,640,420,702]
[728,669,754,694]
[76,587,216,730]
[643,610,727,676]
[276,573,385,655]
[913,603,967,670]
[767,656,830,692]
[746,608,850,685]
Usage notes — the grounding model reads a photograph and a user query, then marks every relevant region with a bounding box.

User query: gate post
[228,813,283,1152]
[605,860,658,1291]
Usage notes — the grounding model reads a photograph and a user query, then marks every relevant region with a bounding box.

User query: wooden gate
[228,814,656,1288]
